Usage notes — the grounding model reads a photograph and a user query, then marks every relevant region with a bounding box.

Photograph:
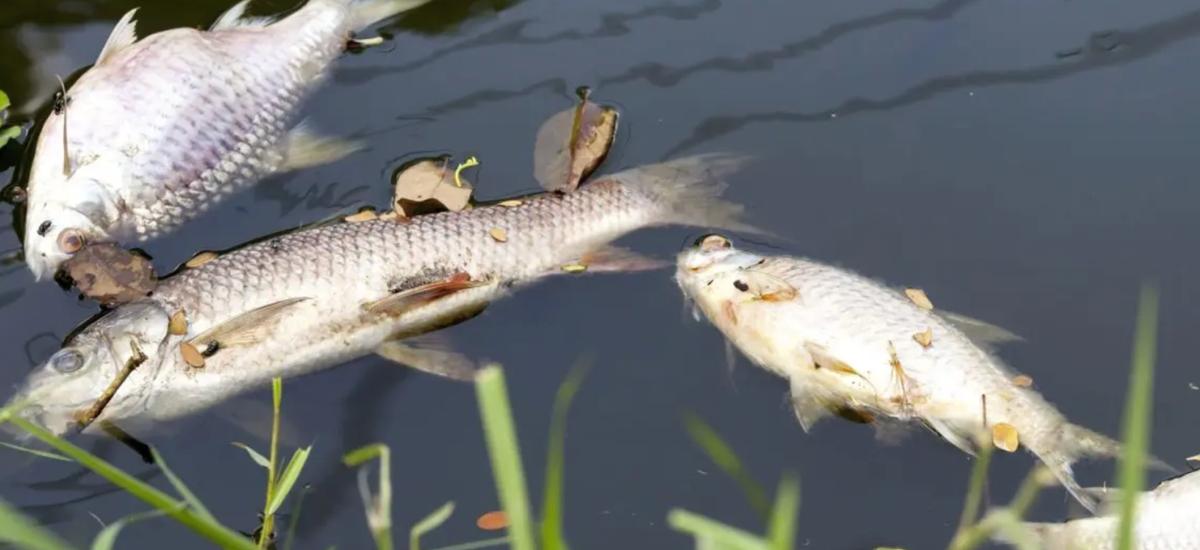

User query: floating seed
[180,342,205,368]
[489,227,508,242]
[904,288,934,310]
[992,422,1020,452]
[168,310,188,335]
[498,199,523,207]
[476,510,508,531]
[561,263,587,273]
[1012,374,1034,387]
[913,328,933,348]
[185,251,219,268]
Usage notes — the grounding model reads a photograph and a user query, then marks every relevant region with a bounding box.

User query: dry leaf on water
[904,288,934,310]
[992,422,1020,452]
[488,227,508,242]
[59,243,157,307]
[1012,374,1033,387]
[185,251,219,268]
[343,209,378,222]
[476,510,508,531]
[392,156,474,218]
[533,86,619,192]
[913,328,933,348]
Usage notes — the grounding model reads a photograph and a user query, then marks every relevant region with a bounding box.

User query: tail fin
[347,0,432,30]
[610,153,757,233]
[1038,423,1173,514]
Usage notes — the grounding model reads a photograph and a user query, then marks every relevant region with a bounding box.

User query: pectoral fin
[366,272,490,317]
[375,339,478,381]
[789,381,831,432]
[190,297,309,349]
[937,310,1022,348]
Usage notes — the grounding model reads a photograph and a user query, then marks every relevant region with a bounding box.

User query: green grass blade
[0,441,71,462]
[766,474,800,550]
[343,444,392,550]
[0,90,10,111]
[0,496,73,550]
[232,442,270,469]
[667,509,769,550]
[150,448,215,522]
[266,446,311,516]
[474,365,535,550]
[1116,284,1159,550]
[410,501,454,550]
[7,416,255,550]
[954,433,994,534]
[540,362,589,550]
[426,537,510,550]
[91,509,170,550]
[260,377,284,548]
[682,412,771,520]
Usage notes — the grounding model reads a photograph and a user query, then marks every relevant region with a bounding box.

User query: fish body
[674,235,1121,512]
[13,155,746,436]
[23,0,425,279]
[1023,471,1200,549]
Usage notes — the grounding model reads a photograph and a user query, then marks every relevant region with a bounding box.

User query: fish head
[24,170,119,281]
[676,230,758,312]
[8,301,171,437]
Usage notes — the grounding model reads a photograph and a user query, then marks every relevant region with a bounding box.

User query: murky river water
[2,1,1199,548]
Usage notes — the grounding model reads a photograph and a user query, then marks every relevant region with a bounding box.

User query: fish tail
[1033,422,1171,514]
[345,0,433,30]
[611,153,758,233]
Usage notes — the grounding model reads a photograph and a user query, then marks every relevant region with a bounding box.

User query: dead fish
[1019,471,1200,549]
[10,154,748,437]
[22,0,431,280]
[674,234,1129,513]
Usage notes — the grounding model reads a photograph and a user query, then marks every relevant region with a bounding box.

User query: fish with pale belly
[8,155,748,438]
[674,234,1146,513]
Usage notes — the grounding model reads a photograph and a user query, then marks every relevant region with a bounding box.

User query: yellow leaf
[168,310,188,336]
[1012,374,1034,387]
[912,329,933,348]
[992,422,1020,452]
[498,199,523,207]
[904,288,934,310]
[561,263,587,274]
[185,251,218,268]
[488,227,508,242]
[343,209,378,223]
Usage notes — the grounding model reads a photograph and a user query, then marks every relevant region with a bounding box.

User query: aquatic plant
[0,90,20,149]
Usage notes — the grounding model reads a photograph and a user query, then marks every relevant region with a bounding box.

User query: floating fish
[22,0,431,280]
[674,234,1131,512]
[1019,471,1200,549]
[10,154,748,437]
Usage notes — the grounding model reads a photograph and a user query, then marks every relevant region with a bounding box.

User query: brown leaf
[392,156,474,218]
[489,227,508,242]
[343,209,378,223]
[533,87,620,192]
[904,288,934,310]
[1012,374,1034,387]
[168,310,188,336]
[913,328,933,348]
[180,342,205,368]
[992,422,1020,452]
[476,510,508,531]
[60,243,157,307]
[185,251,219,268]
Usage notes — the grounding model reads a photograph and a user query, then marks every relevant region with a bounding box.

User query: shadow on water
[665,9,1200,155]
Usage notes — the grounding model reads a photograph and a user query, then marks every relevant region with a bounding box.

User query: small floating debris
[1012,374,1034,388]
[488,227,508,242]
[904,288,934,310]
[59,242,157,307]
[180,342,205,368]
[476,510,508,531]
[498,199,524,207]
[344,208,378,223]
[912,328,933,349]
[561,263,588,274]
[185,250,219,268]
[168,310,189,336]
[992,422,1020,452]
[1187,454,1200,467]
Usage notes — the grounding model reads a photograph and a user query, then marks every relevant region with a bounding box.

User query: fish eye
[56,229,85,254]
[50,349,84,373]
[696,234,731,252]
[36,220,52,236]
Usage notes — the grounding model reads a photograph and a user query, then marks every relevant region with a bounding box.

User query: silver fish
[23,0,428,280]
[674,234,1126,512]
[1021,471,1200,549]
[11,155,747,437]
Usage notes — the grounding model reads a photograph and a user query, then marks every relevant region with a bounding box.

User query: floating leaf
[912,329,933,349]
[489,228,508,243]
[476,510,508,531]
[393,156,474,218]
[498,200,523,207]
[60,243,157,307]
[533,88,619,192]
[560,263,587,274]
[904,288,934,310]
[169,310,188,336]
[1012,375,1033,388]
[344,209,378,223]
[991,423,1020,452]
[185,251,219,268]
[180,342,205,368]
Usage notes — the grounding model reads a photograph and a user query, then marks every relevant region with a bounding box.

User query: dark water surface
[2,1,1200,548]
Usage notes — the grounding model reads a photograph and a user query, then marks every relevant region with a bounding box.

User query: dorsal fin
[96,9,139,66]
[210,0,280,30]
